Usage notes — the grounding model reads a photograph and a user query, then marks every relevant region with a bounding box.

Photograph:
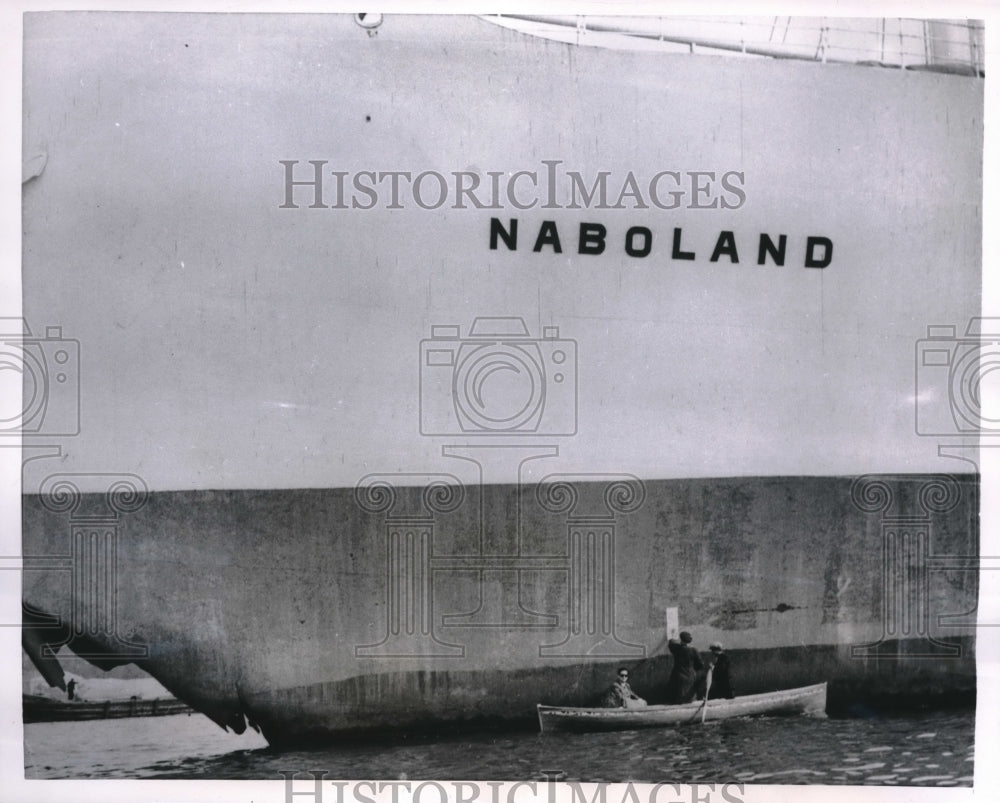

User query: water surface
[24,708,973,785]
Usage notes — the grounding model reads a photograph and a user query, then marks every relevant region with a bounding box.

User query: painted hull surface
[537,682,828,732]
[22,475,977,745]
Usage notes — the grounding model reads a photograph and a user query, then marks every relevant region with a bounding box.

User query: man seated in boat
[601,667,647,708]
[664,631,704,704]
[706,642,735,699]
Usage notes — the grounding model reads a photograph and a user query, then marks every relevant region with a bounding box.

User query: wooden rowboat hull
[537,682,827,733]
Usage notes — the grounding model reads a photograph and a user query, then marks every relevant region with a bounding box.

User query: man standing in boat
[664,631,704,703]
[706,642,735,699]
[602,668,647,708]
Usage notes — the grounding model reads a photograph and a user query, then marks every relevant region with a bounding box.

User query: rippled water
[25,708,974,785]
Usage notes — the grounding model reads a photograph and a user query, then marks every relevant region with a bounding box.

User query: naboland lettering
[489,218,832,267]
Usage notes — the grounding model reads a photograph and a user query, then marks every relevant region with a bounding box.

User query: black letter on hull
[805,236,833,268]
[625,227,652,258]
[758,234,787,266]
[579,223,607,255]
[672,228,695,260]
[533,221,563,253]
[490,218,518,250]
[710,231,739,263]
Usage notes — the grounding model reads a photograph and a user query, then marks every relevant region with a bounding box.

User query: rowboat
[537,682,827,733]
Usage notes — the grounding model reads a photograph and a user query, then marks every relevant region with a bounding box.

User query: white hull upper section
[20,13,983,494]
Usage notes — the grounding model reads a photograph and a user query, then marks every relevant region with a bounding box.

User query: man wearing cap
[707,642,735,699]
[664,631,704,704]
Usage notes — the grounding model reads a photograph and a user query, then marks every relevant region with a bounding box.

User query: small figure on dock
[706,642,735,699]
[66,678,77,701]
[665,631,704,703]
[602,667,646,708]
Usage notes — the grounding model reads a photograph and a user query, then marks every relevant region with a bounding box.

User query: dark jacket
[707,652,735,699]
[665,639,704,703]
[602,679,645,708]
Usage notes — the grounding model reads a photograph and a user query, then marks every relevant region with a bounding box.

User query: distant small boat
[22,694,193,724]
[537,682,827,733]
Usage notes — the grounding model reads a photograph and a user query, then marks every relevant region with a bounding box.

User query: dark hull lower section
[22,474,979,745]
[246,638,975,746]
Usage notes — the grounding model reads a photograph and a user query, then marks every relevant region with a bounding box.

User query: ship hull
[19,13,983,748]
[22,474,978,744]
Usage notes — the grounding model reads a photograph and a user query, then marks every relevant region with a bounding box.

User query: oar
[699,667,714,723]
[684,666,714,723]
